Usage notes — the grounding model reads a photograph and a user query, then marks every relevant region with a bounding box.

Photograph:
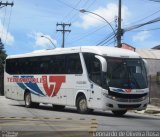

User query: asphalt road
[0,96,160,137]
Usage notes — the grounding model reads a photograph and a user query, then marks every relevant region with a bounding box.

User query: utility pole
[117,0,122,48]
[0,1,14,46]
[0,1,14,7]
[56,23,71,48]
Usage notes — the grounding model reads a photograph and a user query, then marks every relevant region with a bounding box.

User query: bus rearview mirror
[95,55,107,73]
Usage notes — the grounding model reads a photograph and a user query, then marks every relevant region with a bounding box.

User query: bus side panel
[30,75,76,106]
[66,75,79,106]
[27,75,67,105]
[31,94,59,104]
[4,73,24,101]
[65,75,91,107]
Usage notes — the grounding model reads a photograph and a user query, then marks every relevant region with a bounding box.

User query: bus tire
[52,105,65,110]
[112,110,127,116]
[76,95,90,114]
[24,92,33,108]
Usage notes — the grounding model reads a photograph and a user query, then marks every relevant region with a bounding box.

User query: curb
[134,105,160,115]
[145,109,160,114]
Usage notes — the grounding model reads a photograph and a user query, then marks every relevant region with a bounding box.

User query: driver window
[91,58,101,85]
[83,53,101,86]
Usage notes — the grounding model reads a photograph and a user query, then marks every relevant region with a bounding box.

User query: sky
[0,0,160,55]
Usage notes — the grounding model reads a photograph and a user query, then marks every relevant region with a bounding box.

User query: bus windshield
[106,58,148,89]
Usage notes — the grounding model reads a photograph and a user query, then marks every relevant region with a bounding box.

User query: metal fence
[0,74,4,95]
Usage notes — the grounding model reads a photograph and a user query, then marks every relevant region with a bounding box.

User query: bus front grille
[109,91,148,99]
[118,104,141,108]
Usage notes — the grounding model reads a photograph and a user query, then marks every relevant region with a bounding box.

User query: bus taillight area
[103,89,149,111]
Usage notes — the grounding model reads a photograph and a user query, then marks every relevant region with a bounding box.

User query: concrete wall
[145,59,160,106]
[146,59,160,76]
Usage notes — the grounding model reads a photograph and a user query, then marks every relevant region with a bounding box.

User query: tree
[0,38,7,74]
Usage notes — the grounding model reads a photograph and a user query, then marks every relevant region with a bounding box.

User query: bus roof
[7,46,140,59]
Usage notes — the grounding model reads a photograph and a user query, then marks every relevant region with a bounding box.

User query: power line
[64,0,90,42]
[101,35,116,46]
[63,0,83,41]
[55,0,81,47]
[66,25,106,45]
[0,5,6,9]
[104,35,117,46]
[96,33,115,46]
[81,0,91,8]
[66,19,115,46]
[148,0,160,2]
[56,0,79,11]
[85,0,96,9]
[128,27,160,32]
[64,0,97,40]
[61,0,82,22]
[73,0,98,23]
[125,9,160,27]
[80,9,116,38]
[69,0,96,23]
[106,40,116,46]
[96,32,115,46]
[124,17,160,32]
[55,0,103,47]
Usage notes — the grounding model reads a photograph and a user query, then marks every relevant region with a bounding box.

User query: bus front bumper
[104,95,149,111]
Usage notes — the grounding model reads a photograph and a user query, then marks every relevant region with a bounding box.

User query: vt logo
[125,89,132,93]
[42,76,66,97]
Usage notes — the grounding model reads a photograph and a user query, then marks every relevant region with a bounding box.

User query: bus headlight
[106,94,117,100]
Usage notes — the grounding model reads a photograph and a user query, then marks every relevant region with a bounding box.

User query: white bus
[4,46,149,116]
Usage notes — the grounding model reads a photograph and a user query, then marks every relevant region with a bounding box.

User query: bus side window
[67,53,82,74]
[50,55,66,74]
[49,60,55,74]
[6,59,16,74]
[14,60,19,74]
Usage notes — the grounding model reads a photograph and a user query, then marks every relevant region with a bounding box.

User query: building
[120,43,160,76]
[136,49,160,76]
[136,48,160,105]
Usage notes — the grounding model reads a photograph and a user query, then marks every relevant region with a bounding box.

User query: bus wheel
[24,92,33,108]
[77,95,89,114]
[52,105,65,110]
[112,110,127,116]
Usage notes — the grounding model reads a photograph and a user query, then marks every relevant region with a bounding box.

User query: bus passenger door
[89,56,104,109]
[83,53,107,109]
[89,55,107,109]
[90,83,102,109]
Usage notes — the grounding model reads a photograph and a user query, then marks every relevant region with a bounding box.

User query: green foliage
[0,40,7,74]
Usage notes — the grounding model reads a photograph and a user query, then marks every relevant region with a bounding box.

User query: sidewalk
[135,104,160,116]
